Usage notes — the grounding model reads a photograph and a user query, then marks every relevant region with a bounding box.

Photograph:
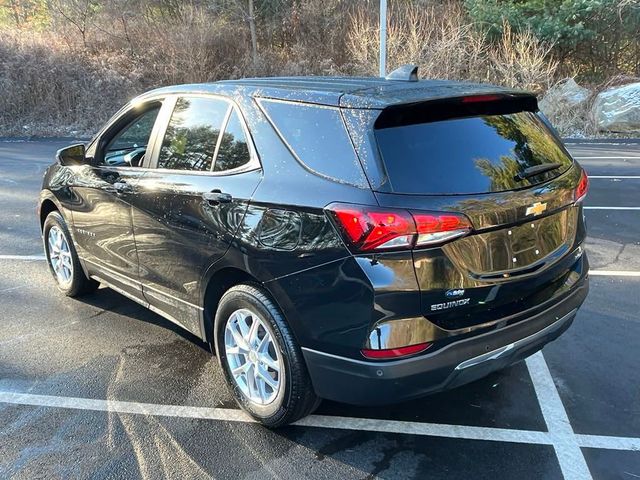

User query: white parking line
[0,285,25,293]
[0,254,45,260]
[566,142,640,147]
[526,351,592,480]
[0,389,638,454]
[584,206,640,210]
[588,176,640,179]
[589,270,640,277]
[573,156,640,160]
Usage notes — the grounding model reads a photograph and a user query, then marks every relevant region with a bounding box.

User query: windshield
[374,111,573,195]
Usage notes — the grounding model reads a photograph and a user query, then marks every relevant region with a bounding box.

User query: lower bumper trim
[454,308,576,371]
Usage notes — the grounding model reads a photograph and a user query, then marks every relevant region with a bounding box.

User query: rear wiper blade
[514,163,563,181]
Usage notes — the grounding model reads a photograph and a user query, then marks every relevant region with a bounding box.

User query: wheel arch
[201,266,263,346]
[39,198,59,230]
[38,192,67,231]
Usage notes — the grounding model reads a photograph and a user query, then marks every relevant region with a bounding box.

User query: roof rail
[385,64,419,82]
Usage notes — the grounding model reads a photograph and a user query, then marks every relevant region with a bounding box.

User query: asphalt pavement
[0,138,638,479]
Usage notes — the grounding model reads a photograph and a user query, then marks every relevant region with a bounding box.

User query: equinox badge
[431,298,470,311]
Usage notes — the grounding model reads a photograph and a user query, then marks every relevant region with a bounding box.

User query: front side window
[213,108,251,172]
[103,105,161,167]
[158,97,229,172]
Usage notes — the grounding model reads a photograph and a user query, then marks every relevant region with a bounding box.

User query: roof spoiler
[375,93,538,129]
[386,64,419,82]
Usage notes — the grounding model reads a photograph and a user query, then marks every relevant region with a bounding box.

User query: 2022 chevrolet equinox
[38,67,589,427]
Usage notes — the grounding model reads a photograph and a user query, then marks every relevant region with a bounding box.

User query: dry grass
[0,1,571,136]
[0,29,140,135]
[489,22,558,92]
[347,4,557,93]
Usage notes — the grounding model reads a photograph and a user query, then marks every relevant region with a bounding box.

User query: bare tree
[247,0,257,65]
[50,0,97,48]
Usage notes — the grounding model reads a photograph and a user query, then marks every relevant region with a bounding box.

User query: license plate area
[444,208,577,275]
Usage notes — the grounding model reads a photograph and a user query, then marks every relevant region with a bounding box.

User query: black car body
[38,71,589,426]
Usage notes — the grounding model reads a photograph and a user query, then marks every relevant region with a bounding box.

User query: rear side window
[158,97,229,171]
[214,108,251,172]
[375,112,573,195]
[259,100,367,187]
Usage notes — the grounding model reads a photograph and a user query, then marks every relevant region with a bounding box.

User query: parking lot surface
[0,138,639,479]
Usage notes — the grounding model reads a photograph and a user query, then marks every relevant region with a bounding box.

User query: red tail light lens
[574,171,589,203]
[413,213,472,247]
[326,203,472,252]
[361,342,431,360]
[331,207,415,251]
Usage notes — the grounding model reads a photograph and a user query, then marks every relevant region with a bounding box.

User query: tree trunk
[248,0,258,65]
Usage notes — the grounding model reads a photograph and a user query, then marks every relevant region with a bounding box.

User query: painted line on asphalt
[566,141,640,146]
[0,285,25,293]
[0,254,45,260]
[526,351,592,480]
[588,175,640,179]
[589,270,640,277]
[0,390,638,453]
[573,156,640,160]
[575,434,640,451]
[584,206,640,210]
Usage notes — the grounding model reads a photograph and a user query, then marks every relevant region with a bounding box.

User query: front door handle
[113,181,133,194]
[202,190,232,205]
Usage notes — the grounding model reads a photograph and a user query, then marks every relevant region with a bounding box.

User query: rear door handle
[202,190,232,205]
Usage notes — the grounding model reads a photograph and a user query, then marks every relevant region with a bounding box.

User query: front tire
[43,211,98,297]
[214,283,319,427]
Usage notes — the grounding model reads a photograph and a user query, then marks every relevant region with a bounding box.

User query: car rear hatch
[344,93,589,330]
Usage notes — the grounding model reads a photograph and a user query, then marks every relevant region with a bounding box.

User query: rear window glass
[259,100,367,187]
[375,112,573,195]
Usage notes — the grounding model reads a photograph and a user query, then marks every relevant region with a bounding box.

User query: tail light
[460,94,502,103]
[326,203,472,252]
[574,171,589,203]
[361,342,431,360]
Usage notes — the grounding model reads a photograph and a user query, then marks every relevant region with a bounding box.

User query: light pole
[379,0,387,77]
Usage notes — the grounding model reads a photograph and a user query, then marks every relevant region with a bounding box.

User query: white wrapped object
[592,82,640,133]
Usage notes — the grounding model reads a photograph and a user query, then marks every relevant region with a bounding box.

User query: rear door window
[158,97,230,172]
[213,108,251,172]
[374,112,573,195]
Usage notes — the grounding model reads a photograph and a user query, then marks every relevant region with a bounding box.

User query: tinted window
[104,106,160,167]
[260,100,366,187]
[375,112,573,195]
[214,108,251,172]
[158,97,229,171]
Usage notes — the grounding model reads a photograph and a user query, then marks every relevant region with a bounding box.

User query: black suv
[38,68,589,427]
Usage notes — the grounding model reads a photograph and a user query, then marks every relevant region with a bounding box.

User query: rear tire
[43,211,99,297]
[214,283,320,427]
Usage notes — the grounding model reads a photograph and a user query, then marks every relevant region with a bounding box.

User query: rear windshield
[374,112,573,195]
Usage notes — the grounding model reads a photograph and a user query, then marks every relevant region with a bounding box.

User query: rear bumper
[302,276,588,405]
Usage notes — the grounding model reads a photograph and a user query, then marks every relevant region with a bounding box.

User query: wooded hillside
[1,0,638,136]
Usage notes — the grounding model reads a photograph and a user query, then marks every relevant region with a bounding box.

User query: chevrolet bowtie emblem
[526,202,547,216]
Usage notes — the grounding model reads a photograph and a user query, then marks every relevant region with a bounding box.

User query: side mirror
[56,143,87,166]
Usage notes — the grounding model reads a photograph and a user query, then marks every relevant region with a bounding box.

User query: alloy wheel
[48,226,73,285]
[224,308,283,405]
